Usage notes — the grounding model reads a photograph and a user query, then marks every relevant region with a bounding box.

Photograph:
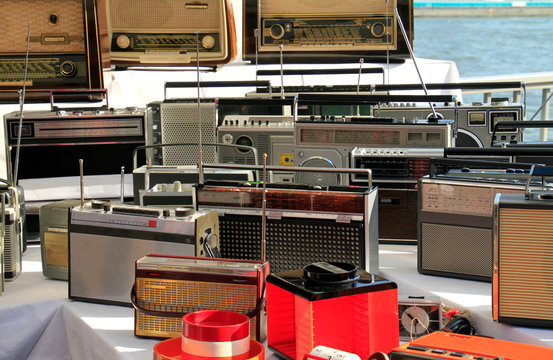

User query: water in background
[413,16,553,141]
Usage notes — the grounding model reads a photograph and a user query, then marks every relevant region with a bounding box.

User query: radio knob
[60,61,77,78]
[222,133,233,144]
[116,35,131,49]
[371,22,386,37]
[175,207,195,217]
[48,13,58,25]
[201,35,216,49]
[270,24,285,39]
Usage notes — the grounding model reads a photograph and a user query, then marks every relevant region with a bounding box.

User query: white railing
[461,72,553,140]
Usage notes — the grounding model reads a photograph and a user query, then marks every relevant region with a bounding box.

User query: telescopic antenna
[394,8,438,119]
[13,21,32,186]
[195,31,204,184]
[261,153,267,263]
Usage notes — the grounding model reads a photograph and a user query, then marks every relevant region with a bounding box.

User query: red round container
[153,338,265,360]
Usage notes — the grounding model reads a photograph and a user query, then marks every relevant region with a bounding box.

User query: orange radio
[382,331,553,360]
[243,0,413,64]
[99,0,237,67]
[0,0,103,102]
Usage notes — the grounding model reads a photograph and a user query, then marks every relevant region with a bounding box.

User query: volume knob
[202,35,216,49]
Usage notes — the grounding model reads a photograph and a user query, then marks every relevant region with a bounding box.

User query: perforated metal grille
[160,103,216,165]
[420,223,491,278]
[110,0,221,30]
[135,277,258,338]
[3,221,18,274]
[220,215,364,273]
[498,208,553,321]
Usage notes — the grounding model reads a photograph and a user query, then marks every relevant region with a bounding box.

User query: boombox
[147,89,292,166]
[132,255,269,340]
[69,202,219,305]
[5,93,148,202]
[493,176,553,328]
[218,115,295,181]
[385,331,553,360]
[132,165,254,205]
[39,199,82,280]
[377,99,524,147]
[0,0,103,102]
[100,0,237,66]
[196,172,379,274]
[243,0,413,63]
[418,164,544,281]
[1,190,22,281]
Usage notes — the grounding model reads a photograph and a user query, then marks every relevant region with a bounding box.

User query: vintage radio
[39,199,82,280]
[196,168,379,274]
[132,254,269,340]
[133,165,254,205]
[0,182,26,253]
[419,163,546,281]
[218,115,295,179]
[69,202,219,305]
[0,0,103,102]
[243,0,413,63]
[267,262,399,360]
[377,99,524,147]
[100,0,236,66]
[147,88,291,166]
[398,296,442,342]
[385,331,553,360]
[493,170,553,328]
[5,92,148,202]
[1,189,22,281]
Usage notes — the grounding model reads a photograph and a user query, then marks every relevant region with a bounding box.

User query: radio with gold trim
[100,0,237,66]
[0,0,103,102]
[243,0,413,63]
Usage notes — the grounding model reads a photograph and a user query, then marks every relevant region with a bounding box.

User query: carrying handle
[201,163,372,189]
[490,120,553,146]
[296,93,455,106]
[164,80,271,100]
[429,158,539,177]
[130,283,265,319]
[49,89,108,111]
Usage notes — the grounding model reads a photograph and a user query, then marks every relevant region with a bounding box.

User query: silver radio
[69,201,219,306]
[1,188,23,282]
[418,166,548,281]
[377,99,524,147]
[218,115,295,181]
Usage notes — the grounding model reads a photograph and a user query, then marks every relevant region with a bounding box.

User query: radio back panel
[0,0,103,101]
[103,0,237,66]
[243,0,413,63]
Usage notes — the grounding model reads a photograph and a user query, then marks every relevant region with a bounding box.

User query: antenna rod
[279,44,284,99]
[261,153,267,263]
[394,8,438,119]
[356,58,364,116]
[13,21,32,186]
[196,31,204,184]
[255,29,259,81]
[79,159,84,208]
[120,166,125,203]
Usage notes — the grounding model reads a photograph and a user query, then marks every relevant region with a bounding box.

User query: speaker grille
[3,220,19,276]
[498,208,553,322]
[220,215,364,273]
[110,0,221,30]
[160,103,216,165]
[135,277,258,338]
[420,223,492,279]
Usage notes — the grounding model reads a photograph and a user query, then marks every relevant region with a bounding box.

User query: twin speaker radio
[243,0,413,63]
[377,99,524,147]
[100,0,237,66]
[0,0,103,101]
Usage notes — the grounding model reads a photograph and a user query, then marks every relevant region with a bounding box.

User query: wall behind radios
[0,0,103,102]
[98,0,237,67]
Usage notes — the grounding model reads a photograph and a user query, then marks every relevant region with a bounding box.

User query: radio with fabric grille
[0,0,103,101]
[132,255,269,340]
[243,0,413,63]
[99,0,237,66]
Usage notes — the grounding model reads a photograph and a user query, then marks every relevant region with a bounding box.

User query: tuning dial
[201,35,216,49]
[116,35,131,49]
[222,133,233,144]
[270,24,285,39]
[60,61,77,77]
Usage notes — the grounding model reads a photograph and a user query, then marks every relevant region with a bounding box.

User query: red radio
[382,331,553,360]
